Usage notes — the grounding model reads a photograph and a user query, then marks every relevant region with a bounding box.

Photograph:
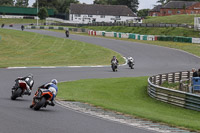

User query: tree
[55,0,79,13]
[157,0,165,5]
[137,9,150,17]
[15,0,29,7]
[0,0,14,6]
[93,0,114,4]
[38,7,48,20]
[32,0,79,14]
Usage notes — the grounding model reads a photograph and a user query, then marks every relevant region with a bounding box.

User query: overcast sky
[28,0,158,10]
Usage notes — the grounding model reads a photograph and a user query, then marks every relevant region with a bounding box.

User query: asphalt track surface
[1,25,200,133]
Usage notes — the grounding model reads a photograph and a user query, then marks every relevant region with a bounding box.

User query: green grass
[0,28,124,67]
[161,81,179,90]
[144,14,200,25]
[83,26,199,37]
[58,77,200,131]
[0,18,43,24]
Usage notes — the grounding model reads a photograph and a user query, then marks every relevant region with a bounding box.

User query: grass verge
[144,14,200,25]
[0,28,124,67]
[0,18,43,24]
[57,77,200,132]
[83,26,199,37]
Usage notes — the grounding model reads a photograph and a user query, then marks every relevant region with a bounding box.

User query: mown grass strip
[0,29,124,67]
[144,14,200,25]
[58,77,200,132]
[0,18,43,24]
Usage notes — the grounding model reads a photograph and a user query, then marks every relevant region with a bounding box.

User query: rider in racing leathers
[111,56,119,64]
[30,79,58,108]
[12,74,34,95]
[127,57,134,64]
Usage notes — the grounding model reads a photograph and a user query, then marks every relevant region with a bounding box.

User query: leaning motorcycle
[111,60,118,72]
[65,30,69,37]
[11,80,29,100]
[31,88,54,111]
[128,60,134,69]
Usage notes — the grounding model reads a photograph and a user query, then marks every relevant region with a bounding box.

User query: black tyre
[130,65,133,69]
[112,65,116,72]
[11,88,22,100]
[33,97,46,111]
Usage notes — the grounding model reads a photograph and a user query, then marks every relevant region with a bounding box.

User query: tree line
[1,0,199,17]
[0,0,139,14]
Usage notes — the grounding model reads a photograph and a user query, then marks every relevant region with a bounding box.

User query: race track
[1,26,200,133]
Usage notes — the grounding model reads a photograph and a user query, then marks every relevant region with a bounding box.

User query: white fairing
[112,60,117,64]
[128,57,134,63]
[49,87,57,95]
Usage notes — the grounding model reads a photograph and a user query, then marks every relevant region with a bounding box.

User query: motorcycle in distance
[111,60,118,72]
[31,88,54,111]
[21,25,24,31]
[11,78,33,100]
[127,57,134,69]
[65,30,69,37]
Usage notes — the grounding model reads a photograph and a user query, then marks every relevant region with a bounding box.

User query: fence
[25,26,89,33]
[148,71,200,111]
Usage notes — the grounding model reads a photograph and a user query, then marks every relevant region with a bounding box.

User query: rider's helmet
[51,79,58,85]
[113,56,116,59]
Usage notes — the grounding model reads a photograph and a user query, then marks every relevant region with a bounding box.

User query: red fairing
[19,82,27,90]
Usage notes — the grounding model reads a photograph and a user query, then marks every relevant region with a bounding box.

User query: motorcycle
[1,24,4,28]
[21,25,24,31]
[128,59,134,69]
[11,79,30,100]
[31,88,54,110]
[111,60,118,72]
[65,30,69,37]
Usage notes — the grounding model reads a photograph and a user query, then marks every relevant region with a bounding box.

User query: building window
[168,10,172,14]
[177,11,181,14]
[191,11,194,14]
[100,15,105,18]
[115,16,120,18]
[74,14,81,17]
[88,15,93,17]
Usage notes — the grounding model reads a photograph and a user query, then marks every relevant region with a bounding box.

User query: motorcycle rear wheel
[33,97,46,111]
[11,88,22,100]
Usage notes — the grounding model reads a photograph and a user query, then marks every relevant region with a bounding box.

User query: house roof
[150,5,162,12]
[70,4,136,17]
[162,1,198,9]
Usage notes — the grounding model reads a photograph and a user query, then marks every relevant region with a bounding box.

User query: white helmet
[51,79,58,85]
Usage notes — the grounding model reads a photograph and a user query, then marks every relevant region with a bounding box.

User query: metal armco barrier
[148,71,200,111]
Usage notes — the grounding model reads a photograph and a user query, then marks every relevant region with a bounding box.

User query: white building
[69,4,139,24]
